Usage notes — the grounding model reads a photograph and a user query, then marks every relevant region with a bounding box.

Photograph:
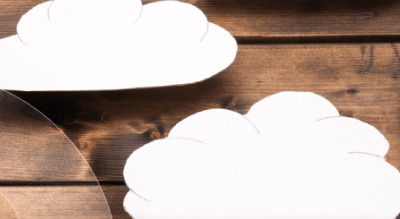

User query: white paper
[124,91,400,219]
[0,0,237,91]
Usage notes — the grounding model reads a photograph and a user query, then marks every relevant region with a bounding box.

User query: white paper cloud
[0,0,237,91]
[123,91,400,219]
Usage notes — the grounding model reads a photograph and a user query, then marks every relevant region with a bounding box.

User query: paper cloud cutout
[0,0,237,91]
[123,91,400,219]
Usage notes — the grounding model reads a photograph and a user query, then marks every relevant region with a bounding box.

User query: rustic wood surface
[13,44,400,180]
[1,0,400,219]
[1,0,400,42]
[12,43,400,218]
[0,186,112,219]
[0,193,18,219]
[0,90,95,182]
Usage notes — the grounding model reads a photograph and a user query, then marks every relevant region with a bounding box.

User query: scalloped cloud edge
[0,0,237,91]
[123,91,400,219]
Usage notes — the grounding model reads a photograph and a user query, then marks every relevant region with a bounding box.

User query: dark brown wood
[1,1,400,218]
[3,184,399,219]
[1,0,400,42]
[102,185,130,219]
[13,43,400,182]
[104,185,400,219]
[0,90,96,182]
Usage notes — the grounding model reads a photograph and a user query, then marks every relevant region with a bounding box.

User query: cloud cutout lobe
[0,0,237,90]
[124,91,400,219]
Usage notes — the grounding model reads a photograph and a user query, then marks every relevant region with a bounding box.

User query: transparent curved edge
[0,90,112,218]
[0,193,19,219]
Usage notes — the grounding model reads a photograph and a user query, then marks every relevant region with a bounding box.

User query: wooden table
[1,0,400,218]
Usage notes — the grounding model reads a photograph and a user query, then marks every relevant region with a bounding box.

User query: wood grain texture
[1,0,400,42]
[13,43,400,182]
[0,193,19,219]
[103,185,400,219]
[0,90,95,182]
[0,185,131,219]
[2,0,400,218]
[0,186,112,219]
[102,185,130,219]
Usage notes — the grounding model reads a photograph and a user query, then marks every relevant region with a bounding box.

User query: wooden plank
[0,90,96,182]
[1,0,400,42]
[0,193,18,219]
[105,185,400,219]
[102,185,130,219]
[0,185,112,219]
[0,185,130,219]
[3,184,399,219]
[12,43,400,181]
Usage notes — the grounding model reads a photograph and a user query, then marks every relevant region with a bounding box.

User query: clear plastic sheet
[0,90,112,218]
[0,193,19,219]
